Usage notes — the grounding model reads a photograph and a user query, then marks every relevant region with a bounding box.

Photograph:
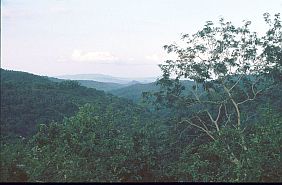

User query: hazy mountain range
[55,74,158,84]
[50,74,195,103]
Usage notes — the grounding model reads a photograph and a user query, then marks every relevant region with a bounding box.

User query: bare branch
[237,79,274,105]
[228,74,244,92]
[222,83,241,127]
[206,110,215,123]
[223,103,232,126]
[181,119,216,141]
[215,104,223,122]
[205,109,221,132]
[196,116,210,131]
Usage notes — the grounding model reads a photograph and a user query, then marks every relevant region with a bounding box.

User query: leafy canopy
[160,13,281,82]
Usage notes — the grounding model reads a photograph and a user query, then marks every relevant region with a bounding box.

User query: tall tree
[151,13,281,140]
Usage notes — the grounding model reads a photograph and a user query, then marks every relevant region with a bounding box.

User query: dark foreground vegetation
[1,13,281,182]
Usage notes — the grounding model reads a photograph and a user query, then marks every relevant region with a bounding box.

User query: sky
[1,0,282,78]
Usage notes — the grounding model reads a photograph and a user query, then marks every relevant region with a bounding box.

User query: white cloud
[71,50,119,63]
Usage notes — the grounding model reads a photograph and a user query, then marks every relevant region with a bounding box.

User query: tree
[151,13,281,141]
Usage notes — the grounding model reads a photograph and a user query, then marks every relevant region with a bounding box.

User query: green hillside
[110,82,160,103]
[110,80,194,103]
[0,69,149,138]
[1,69,281,182]
[77,80,126,91]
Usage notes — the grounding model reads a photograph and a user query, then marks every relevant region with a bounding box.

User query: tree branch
[181,119,216,141]
[215,104,223,123]
[228,74,244,92]
[222,83,241,127]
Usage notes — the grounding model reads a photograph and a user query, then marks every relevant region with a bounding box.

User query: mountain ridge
[55,73,158,84]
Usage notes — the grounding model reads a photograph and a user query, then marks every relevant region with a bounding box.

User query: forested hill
[49,76,194,103]
[109,82,160,103]
[109,80,194,103]
[49,77,127,91]
[0,69,150,138]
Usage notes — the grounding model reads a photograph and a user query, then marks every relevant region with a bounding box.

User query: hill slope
[110,80,194,103]
[49,77,126,91]
[0,69,148,137]
[110,82,160,103]
[77,80,126,91]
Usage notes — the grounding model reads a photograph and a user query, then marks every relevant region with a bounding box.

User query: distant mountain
[56,74,129,84]
[51,74,195,104]
[49,77,127,91]
[76,80,127,91]
[55,74,157,84]
[127,80,141,85]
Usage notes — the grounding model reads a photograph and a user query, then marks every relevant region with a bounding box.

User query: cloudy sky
[1,0,281,78]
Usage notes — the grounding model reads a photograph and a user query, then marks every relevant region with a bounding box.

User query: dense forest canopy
[1,13,281,182]
[0,69,151,138]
